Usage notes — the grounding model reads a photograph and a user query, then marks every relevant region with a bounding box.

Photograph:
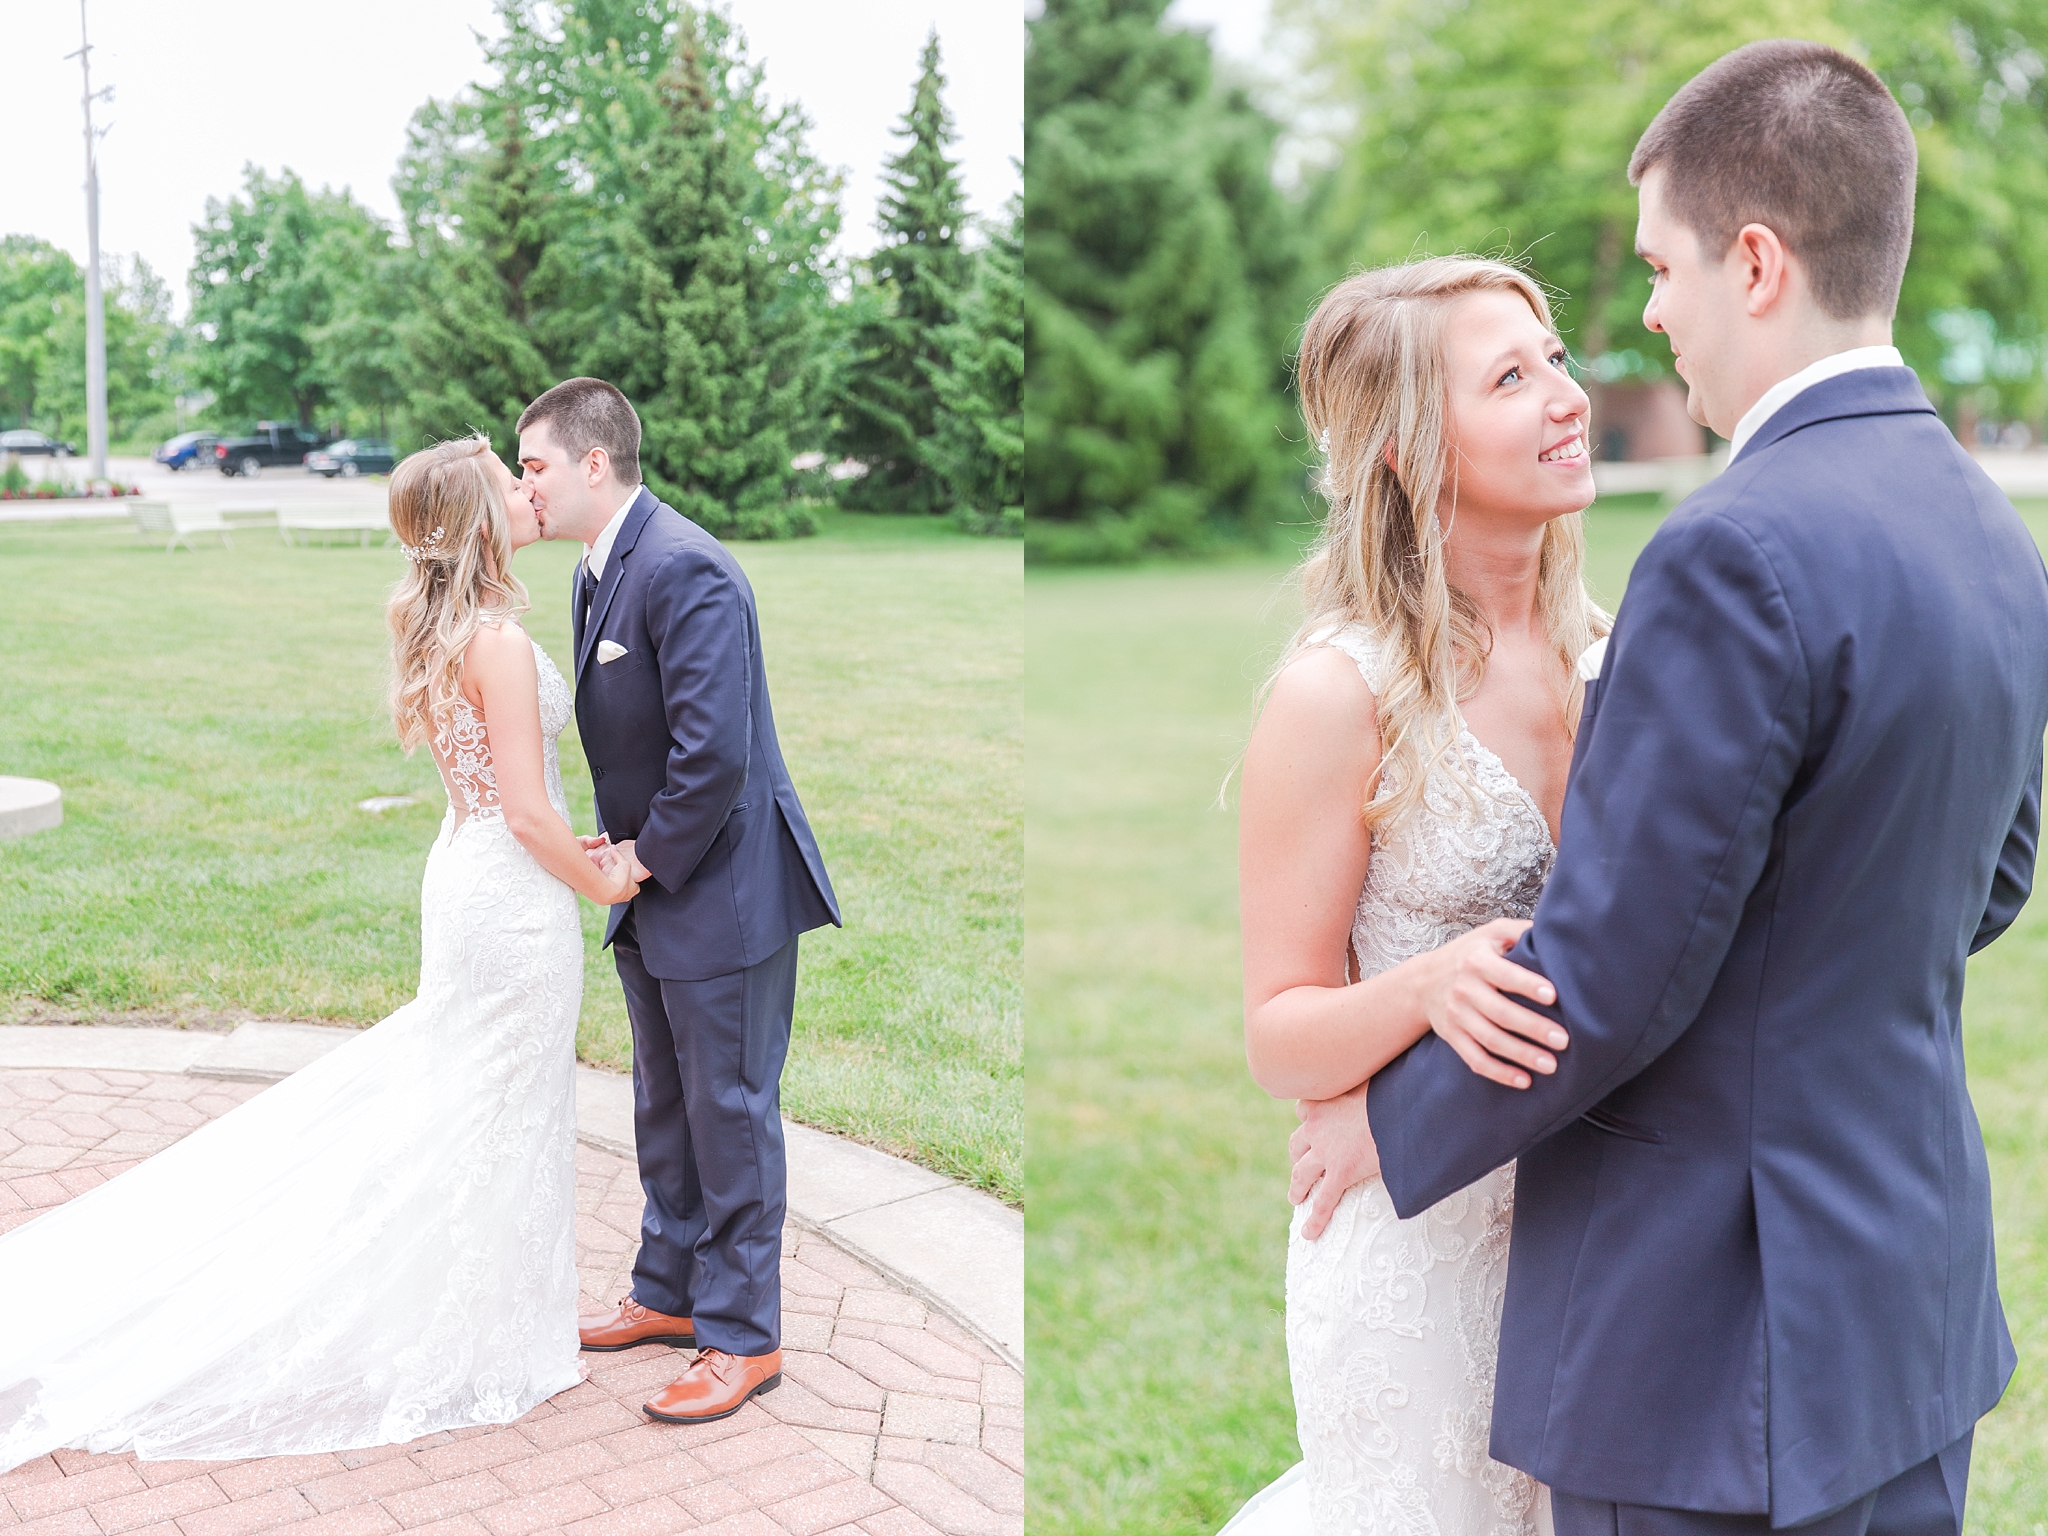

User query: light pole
[68,0,111,484]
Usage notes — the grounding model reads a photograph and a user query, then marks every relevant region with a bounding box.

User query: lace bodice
[1259,623,1558,1536]
[1323,624,1556,973]
[432,632,574,829]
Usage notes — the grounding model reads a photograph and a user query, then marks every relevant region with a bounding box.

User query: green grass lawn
[1026,500,2048,1531]
[0,510,1020,1203]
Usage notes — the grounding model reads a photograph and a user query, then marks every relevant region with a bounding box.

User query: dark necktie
[581,561,599,626]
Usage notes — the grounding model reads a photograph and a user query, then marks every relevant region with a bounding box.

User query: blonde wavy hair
[386,435,529,751]
[1283,255,1610,834]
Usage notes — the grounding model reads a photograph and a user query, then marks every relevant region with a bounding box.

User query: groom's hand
[1422,917,1567,1089]
[1289,1083,1380,1241]
[610,838,654,885]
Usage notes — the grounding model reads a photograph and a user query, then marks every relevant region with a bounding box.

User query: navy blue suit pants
[1553,1432,1971,1536]
[612,923,796,1357]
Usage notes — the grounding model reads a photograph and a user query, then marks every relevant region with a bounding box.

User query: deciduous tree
[188,167,392,429]
[1282,0,2048,422]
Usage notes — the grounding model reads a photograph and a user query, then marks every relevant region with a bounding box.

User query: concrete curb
[0,777,62,839]
[0,1021,1022,1370]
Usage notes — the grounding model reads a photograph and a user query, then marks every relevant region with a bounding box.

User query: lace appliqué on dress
[432,633,575,830]
[1284,622,1554,1536]
[435,701,501,824]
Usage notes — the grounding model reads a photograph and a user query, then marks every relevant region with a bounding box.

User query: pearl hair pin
[399,527,446,564]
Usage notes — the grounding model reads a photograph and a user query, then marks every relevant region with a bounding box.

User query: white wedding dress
[0,632,585,1472]
[1225,624,1558,1536]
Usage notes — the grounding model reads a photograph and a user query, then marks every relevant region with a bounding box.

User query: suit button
[594,768,607,780]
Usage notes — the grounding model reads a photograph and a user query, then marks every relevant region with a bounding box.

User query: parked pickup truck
[214,422,327,478]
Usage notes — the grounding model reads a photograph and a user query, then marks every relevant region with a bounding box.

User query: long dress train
[0,633,585,1470]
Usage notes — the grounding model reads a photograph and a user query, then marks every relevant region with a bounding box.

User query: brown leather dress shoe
[578,1295,696,1352]
[643,1347,783,1424]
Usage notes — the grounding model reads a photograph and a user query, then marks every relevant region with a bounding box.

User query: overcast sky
[6,1,1024,314]
[1160,0,1274,70]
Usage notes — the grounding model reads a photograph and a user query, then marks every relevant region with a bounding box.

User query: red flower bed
[0,484,142,501]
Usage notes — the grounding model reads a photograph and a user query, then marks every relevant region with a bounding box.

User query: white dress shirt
[1728,344,1905,460]
[583,484,643,581]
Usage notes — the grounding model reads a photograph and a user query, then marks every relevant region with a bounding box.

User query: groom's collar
[1728,344,1903,460]
[582,483,647,581]
[603,485,658,568]
[1734,365,1936,463]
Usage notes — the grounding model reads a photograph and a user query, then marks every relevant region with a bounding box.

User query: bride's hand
[591,845,639,904]
[1289,1083,1379,1241]
[1420,918,1567,1089]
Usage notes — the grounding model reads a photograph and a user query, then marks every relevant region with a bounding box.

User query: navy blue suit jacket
[571,488,840,981]
[1367,369,2048,1525]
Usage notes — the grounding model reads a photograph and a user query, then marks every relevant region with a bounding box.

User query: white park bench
[127,500,234,552]
[277,506,393,546]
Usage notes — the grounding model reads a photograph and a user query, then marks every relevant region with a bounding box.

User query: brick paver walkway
[0,1069,1023,1536]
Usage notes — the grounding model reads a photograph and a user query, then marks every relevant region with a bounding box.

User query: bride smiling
[1226,256,1606,1533]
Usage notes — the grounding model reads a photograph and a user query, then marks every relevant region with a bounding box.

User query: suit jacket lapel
[575,487,658,683]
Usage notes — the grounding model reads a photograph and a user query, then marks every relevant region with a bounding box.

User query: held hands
[1289,1084,1380,1241]
[1420,918,1568,1090]
[581,835,644,905]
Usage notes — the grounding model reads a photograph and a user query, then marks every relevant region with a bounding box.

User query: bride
[0,435,637,1471]
[1227,257,1607,1533]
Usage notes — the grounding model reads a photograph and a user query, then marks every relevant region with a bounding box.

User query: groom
[517,377,841,1425]
[1299,41,2047,1533]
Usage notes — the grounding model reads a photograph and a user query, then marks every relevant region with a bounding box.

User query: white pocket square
[596,641,628,665]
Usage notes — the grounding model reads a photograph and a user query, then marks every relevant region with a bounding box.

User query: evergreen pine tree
[924,197,1022,535]
[398,99,559,457]
[834,31,972,514]
[622,12,817,539]
[1025,0,1305,561]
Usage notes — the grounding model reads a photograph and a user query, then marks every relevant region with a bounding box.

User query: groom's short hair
[518,378,643,487]
[1629,40,1917,321]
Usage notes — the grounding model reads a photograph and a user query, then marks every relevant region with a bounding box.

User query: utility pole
[68,0,111,483]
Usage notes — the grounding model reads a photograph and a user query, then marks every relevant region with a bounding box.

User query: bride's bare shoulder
[1247,641,1382,785]
[1268,642,1379,725]
[460,621,537,680]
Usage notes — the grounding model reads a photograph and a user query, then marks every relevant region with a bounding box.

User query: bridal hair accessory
[400,526,446,564]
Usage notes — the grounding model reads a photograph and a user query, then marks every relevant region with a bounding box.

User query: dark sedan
[0,429,78,457]
[304,438,397,478]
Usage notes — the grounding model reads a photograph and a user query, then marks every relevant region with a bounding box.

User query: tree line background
[0,0,1021,540]
[1025,0,2048,561]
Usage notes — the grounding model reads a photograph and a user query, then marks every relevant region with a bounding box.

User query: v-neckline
[1453,717,1559,853]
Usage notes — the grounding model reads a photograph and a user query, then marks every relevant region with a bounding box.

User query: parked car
[304,438,397,478]
[214,422,326,477]
[153,431,219,471]
[0,429,78,457]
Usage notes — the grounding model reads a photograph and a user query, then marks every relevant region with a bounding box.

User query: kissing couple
[1229,41,2046,1536]
[0,378,840,1464]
